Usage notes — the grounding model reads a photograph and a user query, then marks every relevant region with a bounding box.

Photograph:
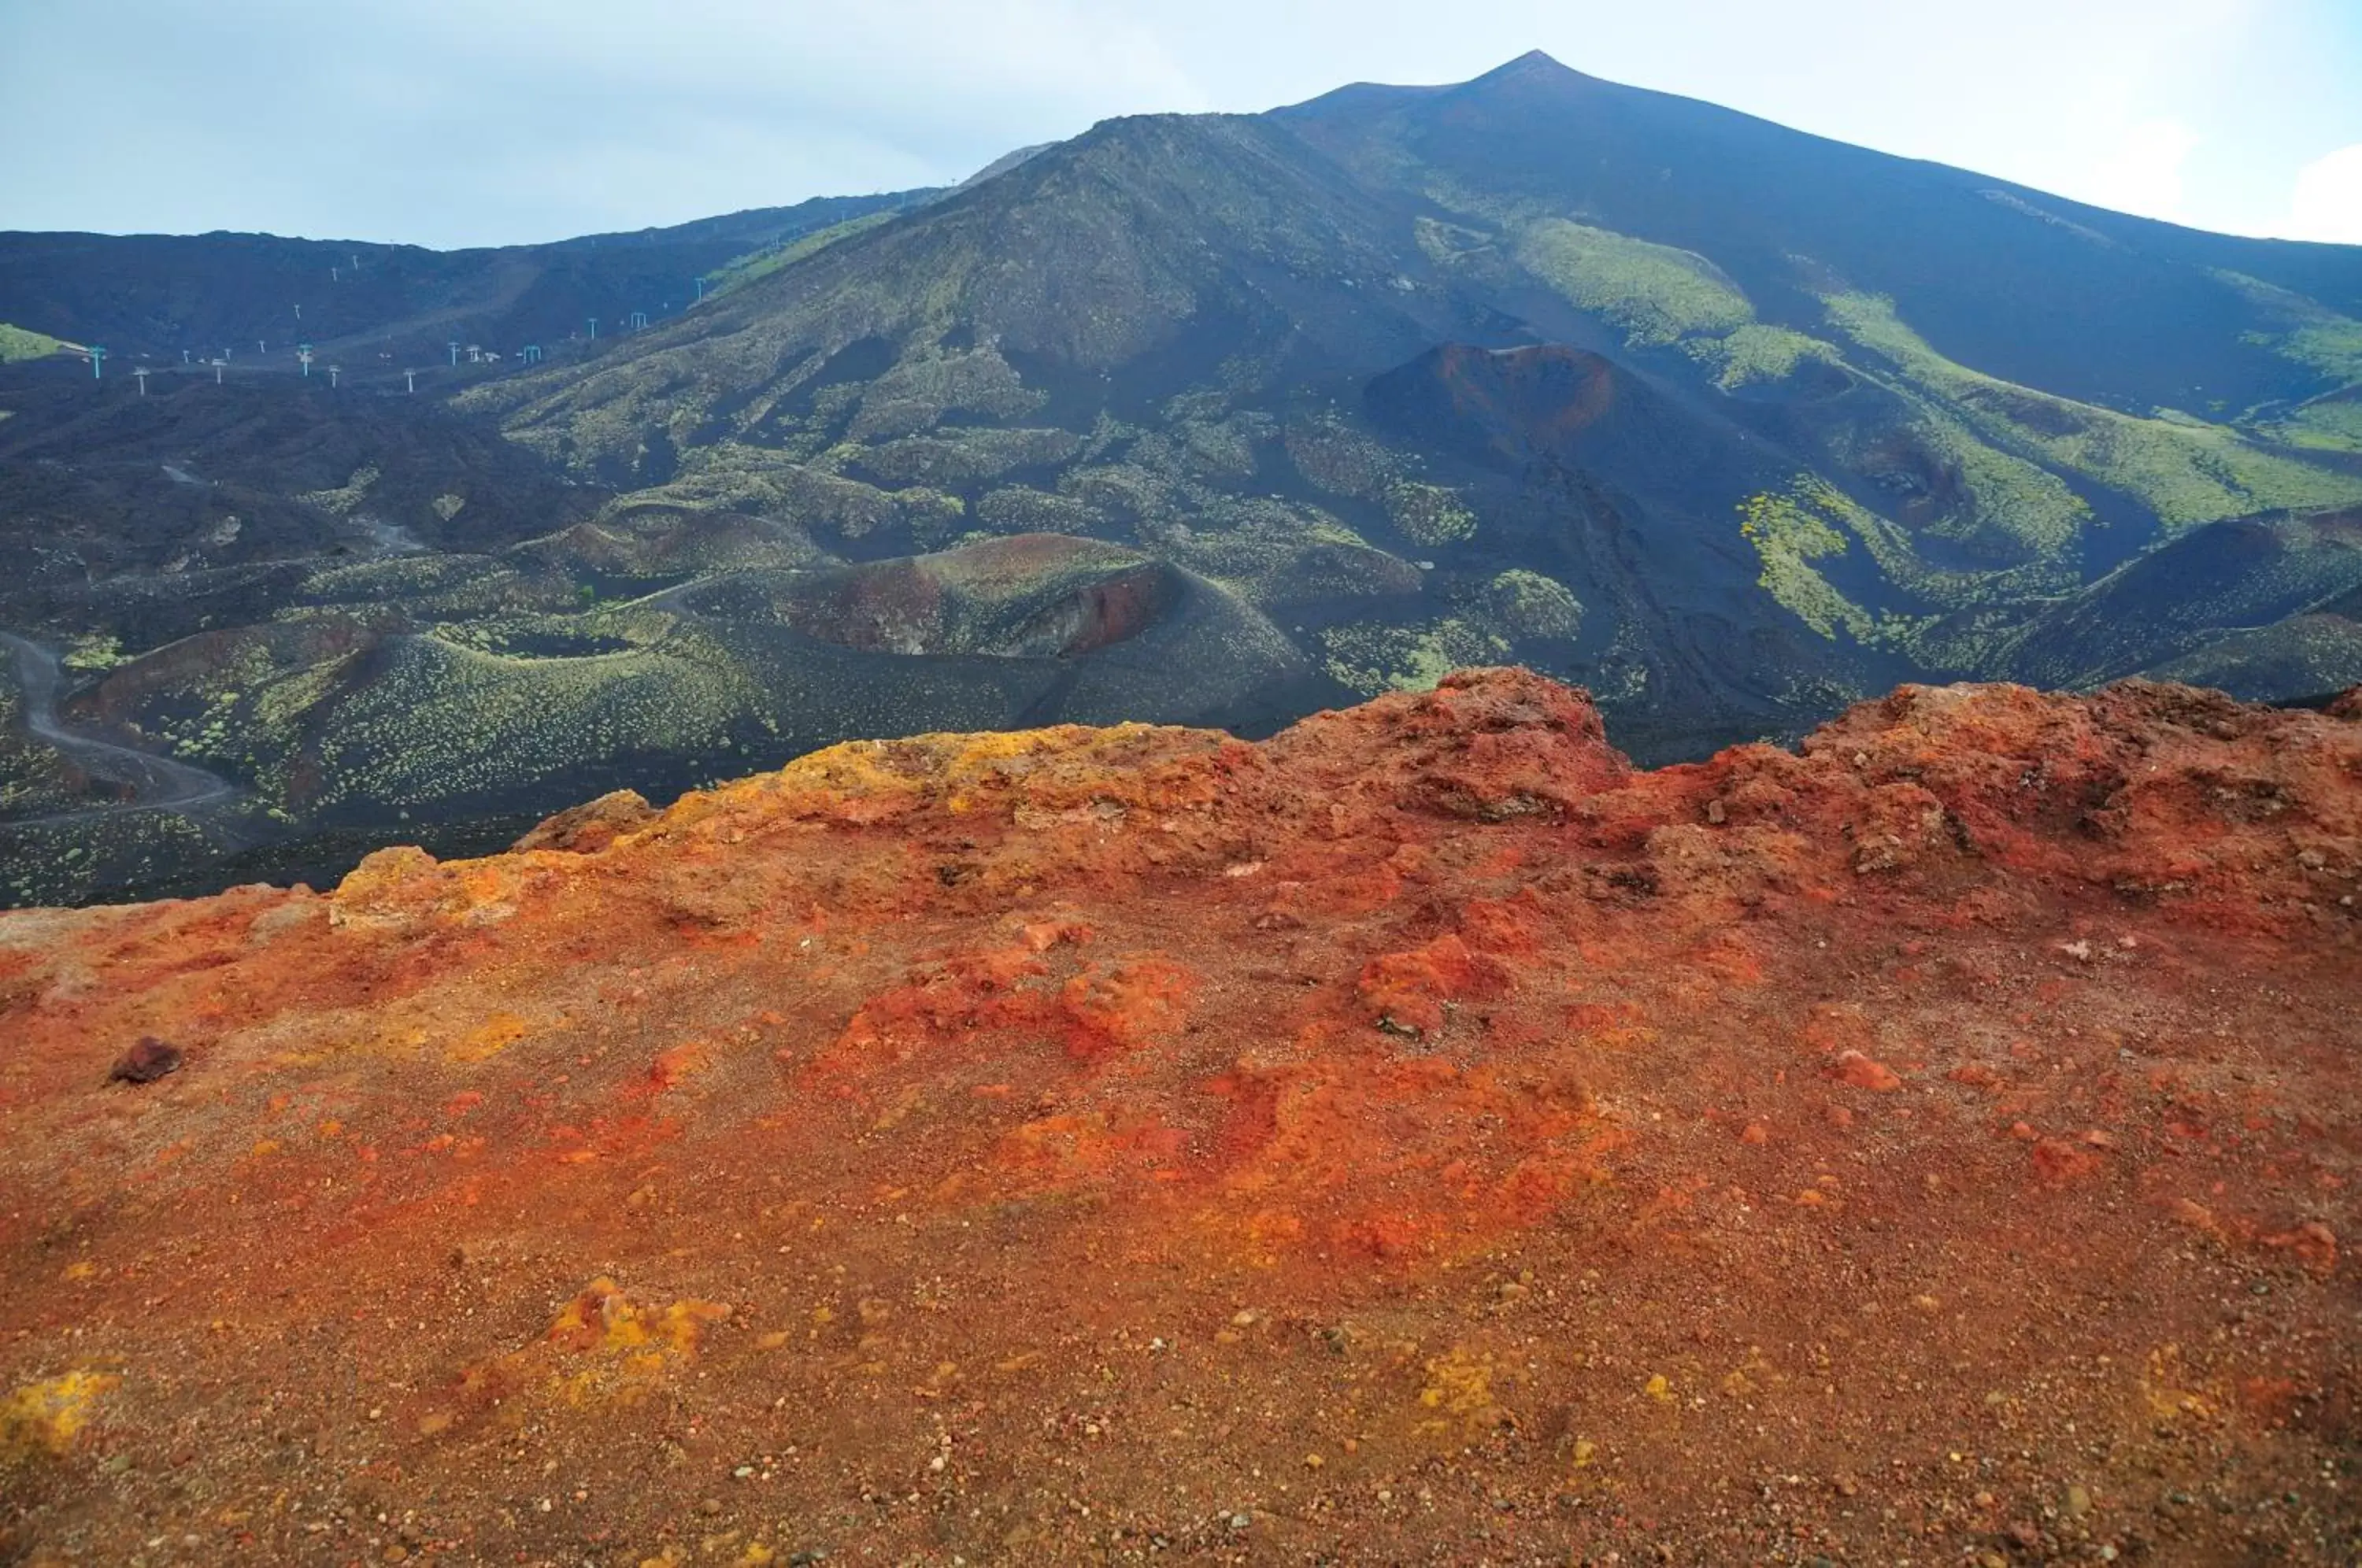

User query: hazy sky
[3,0,2357,250]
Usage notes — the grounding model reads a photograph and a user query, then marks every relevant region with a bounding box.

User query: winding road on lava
[0,630,239,825]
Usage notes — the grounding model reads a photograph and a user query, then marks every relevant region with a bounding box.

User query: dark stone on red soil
[108,1037,182,1084]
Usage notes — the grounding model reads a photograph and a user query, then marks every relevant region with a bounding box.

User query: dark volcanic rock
[107,1036,181,1084]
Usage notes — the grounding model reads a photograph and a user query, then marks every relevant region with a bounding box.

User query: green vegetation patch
[1738,479,1878,642]
[1483,569,1583,639]
[61,635,131,675]
[1172,414,1273,479]
[0,810,220,910]
[428,611,657,661]
[706,211,902,300]
[2264,398,2362,456]
[1286,416,1398,498]
[1516,220,1753,347]
[1827,401,2094,564]
[0,323,70,363]
[1383,480,1477,547]
[624,445,901,539]
[1318,618,1509,697]
[1905,407,2091,558]
[2211,270,2362,384]
[307,624,761,812]
[1164,509,1416,608]
[2274,324,2362,388]
[299,465,383,516]
[1685,324,1840,390]
[1412,216,1498,266]
[1057,463,1180,531]
[976,486,1104,535]
[847,346,1047,441]
[295,553,568,620]
[898,486,970,549]
[1825,291,2362,530]
[853,427,1084,489]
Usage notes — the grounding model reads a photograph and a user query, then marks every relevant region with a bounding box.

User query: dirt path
[0,629,239,823]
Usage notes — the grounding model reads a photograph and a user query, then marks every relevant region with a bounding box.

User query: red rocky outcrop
[0,671,2353,1563]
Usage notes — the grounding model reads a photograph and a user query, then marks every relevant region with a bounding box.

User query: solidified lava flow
[0,669,2356,1565]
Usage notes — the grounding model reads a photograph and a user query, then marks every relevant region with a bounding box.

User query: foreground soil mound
[1,669,2356,1565]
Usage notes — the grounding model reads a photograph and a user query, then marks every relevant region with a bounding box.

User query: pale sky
[2,0,2356,250]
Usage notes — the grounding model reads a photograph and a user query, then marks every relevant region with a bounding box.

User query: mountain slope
[0,353,1335,908]
[6,52,2362,905]
[467,111,1453,474]
[473,55,2362,739]
[2005,505,2362,690]
[0,188,938,375]
[1278,50,2362,412]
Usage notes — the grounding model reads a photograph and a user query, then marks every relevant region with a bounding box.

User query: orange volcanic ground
[2,670,2357,1566]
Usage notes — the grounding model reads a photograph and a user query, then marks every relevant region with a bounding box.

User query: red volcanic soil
[1424,342,1617,456]
[1,670,2357,1566]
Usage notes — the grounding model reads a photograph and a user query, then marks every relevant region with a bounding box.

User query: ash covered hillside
[478,50,2362,749]
[0,671,2356,1562]
[0,188,937,372]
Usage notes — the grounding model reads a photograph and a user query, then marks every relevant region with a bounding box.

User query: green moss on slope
[1286,416,1398,498]
[976,486,1104,535]
[610,445,916,541]
[2210,270,2362,385]
[1738,480,1877,642]
[1826,292,2362,530]
[1483,569,1583,638]
[1383,480,1477,546]
[1516,220,1753,347]
[1683,324,1839,389]
[852,427,1084,489]
[294,553,568,621]
[706,211,905,300]
[1828,400,2094,564]
[306,622,760,811]
[297,465,383,516]
[2267,399,2362,456]
[1318,618,1509,696]
[846,346,1048,441]
[0,323,71,363]
[1163,504,1416,608]
[1907,408,2092,557]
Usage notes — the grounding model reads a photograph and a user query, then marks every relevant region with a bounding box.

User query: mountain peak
[1475,47,1589,83]
[1268,49,1590,123]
